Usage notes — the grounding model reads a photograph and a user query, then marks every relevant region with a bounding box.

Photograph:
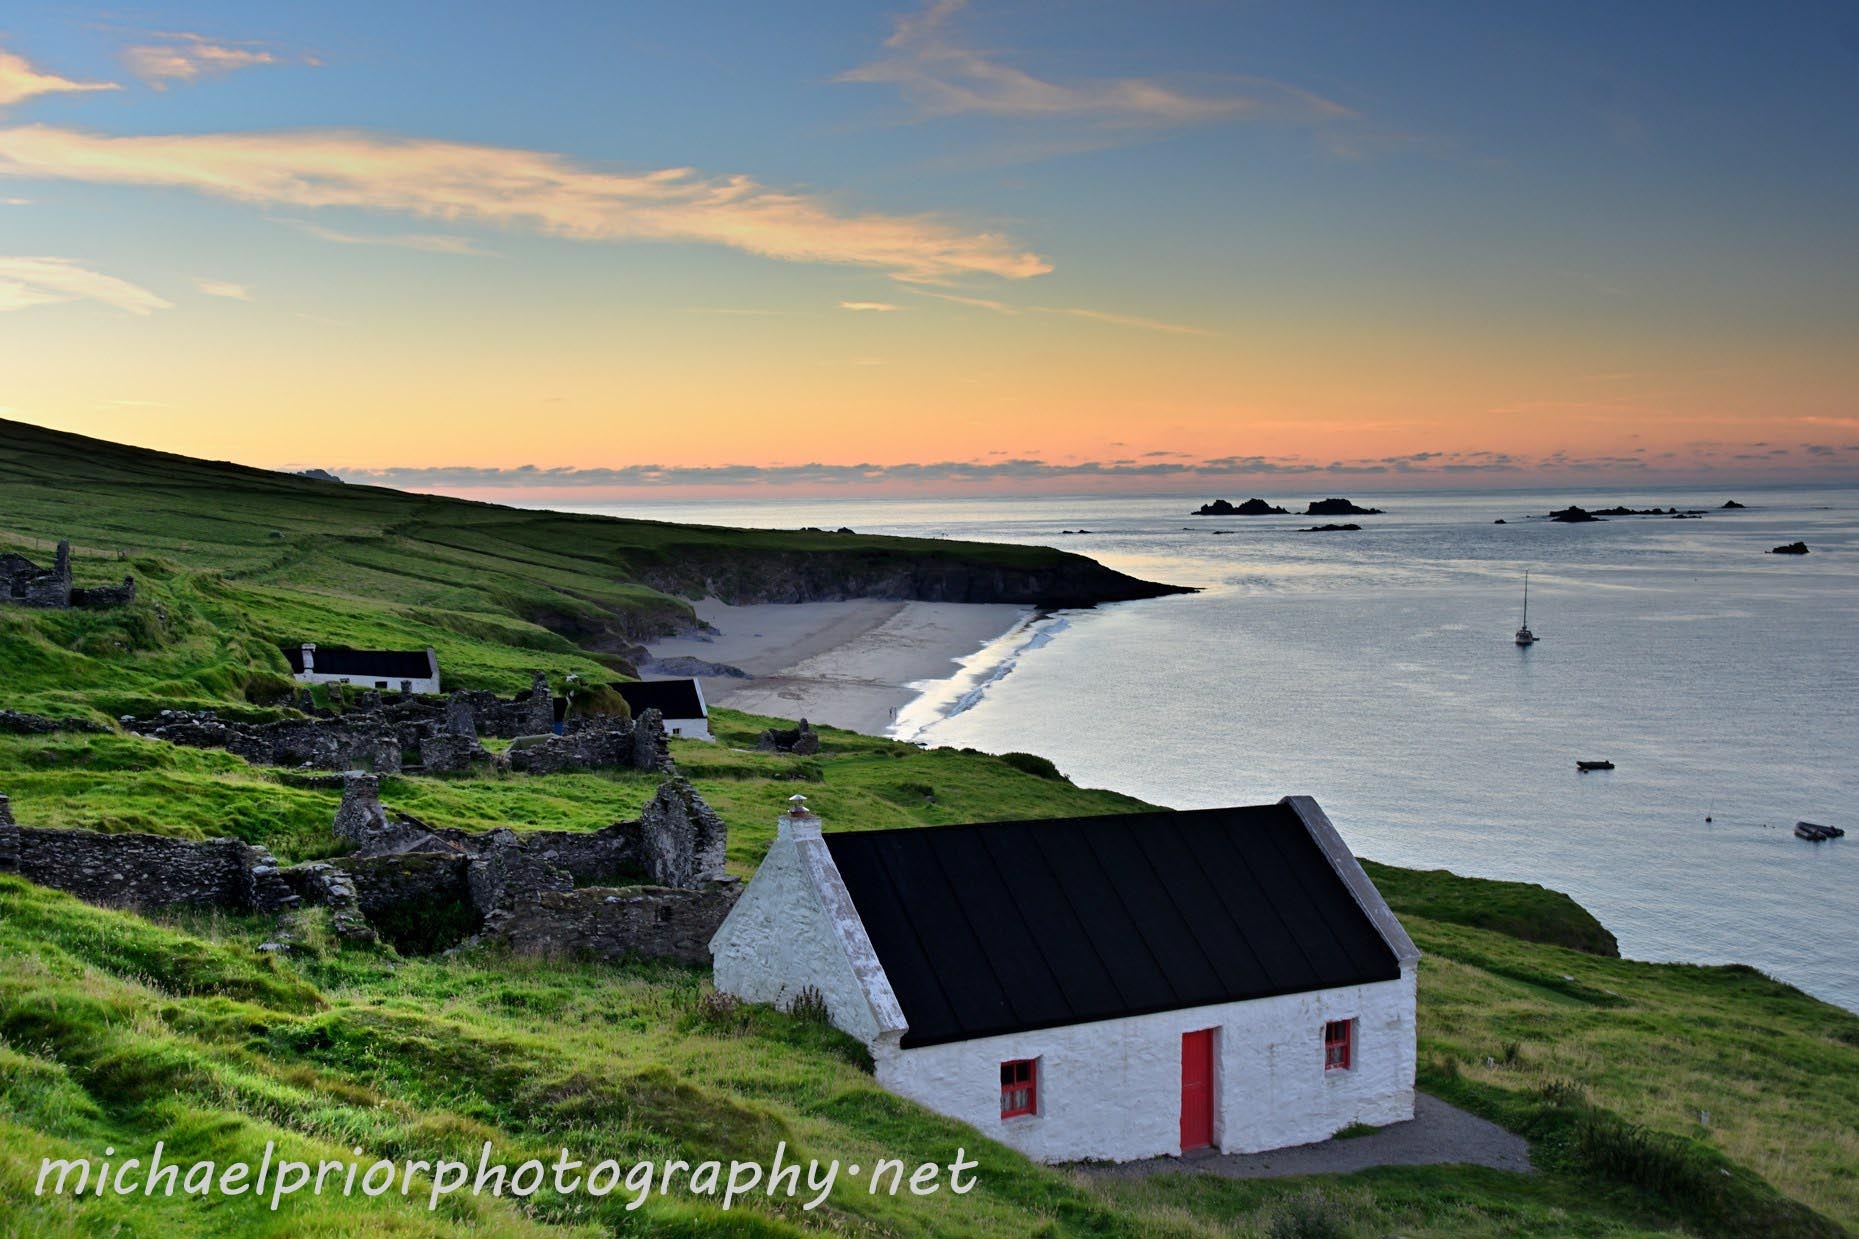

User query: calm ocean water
[578,487,1859,1012]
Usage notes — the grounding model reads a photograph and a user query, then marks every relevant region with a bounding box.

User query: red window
[1324,1019,1353,1071]
[1000,1059,1037,1118]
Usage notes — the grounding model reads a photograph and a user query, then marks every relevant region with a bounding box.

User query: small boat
[1796,821,1845,842]
[1576,760,1614,772]
[1515,571,1538,645]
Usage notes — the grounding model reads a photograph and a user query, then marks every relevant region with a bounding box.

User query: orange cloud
[124,35,281,87]
[0,124,1052,283]
[908,286,1208,334]
[0,46,119,109]
[0,256,170,314]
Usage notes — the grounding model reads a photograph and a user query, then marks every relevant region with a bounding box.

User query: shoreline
[642,599,1034,735]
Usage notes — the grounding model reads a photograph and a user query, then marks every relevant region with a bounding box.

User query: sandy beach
[643,598,1031,735]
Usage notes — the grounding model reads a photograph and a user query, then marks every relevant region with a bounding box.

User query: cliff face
[626,548,1194,609]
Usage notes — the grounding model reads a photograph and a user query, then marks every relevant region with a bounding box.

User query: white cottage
[710,797,1419,1163]
[286,643,440,695]
[614,679,712,741]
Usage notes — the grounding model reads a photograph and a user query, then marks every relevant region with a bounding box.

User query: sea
[575,487,1859,1014]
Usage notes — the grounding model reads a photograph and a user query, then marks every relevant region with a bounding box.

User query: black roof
[824,804,1401,1048]
[284,646,433,678]
[615,679,706,719]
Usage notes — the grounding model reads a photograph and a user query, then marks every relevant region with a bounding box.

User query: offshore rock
[1304,498,1384,516]
[1193,498,1287,516]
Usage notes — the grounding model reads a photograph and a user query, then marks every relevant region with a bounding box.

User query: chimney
[53,540,71,583]
[777,793,822,841]
[301,642,316,674]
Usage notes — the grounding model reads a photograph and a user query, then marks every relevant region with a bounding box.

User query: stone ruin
[0,774,737,966]
[1,792,296,915]
[757,718,820,755]
[1,540,136,609]
[124,674,670,777]
[0,711,103,736]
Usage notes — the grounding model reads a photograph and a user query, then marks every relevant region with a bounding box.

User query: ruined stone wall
[341,852,474,916]
[636,778,728,888]
[6,819,294,913]
[0,711,104,735]
[125,676,632,775]
[128,711,403,773]
[504,713,666,775]
[2,542,133,609]
[2,767,733,967]
[70,577,137,607]
[493,884,738,966]
[503,824,638,887]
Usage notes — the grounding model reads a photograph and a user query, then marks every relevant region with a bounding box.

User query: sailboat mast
[1522,571,1529,626]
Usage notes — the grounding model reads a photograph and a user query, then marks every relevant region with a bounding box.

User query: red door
[1180,1029,1215,1151]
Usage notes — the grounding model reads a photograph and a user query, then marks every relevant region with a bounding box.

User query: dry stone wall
[2,772,736,965]
[494,885,738,966]
[0,796,296,913]
[126,683,666,776]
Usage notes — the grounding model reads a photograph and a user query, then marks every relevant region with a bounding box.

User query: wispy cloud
[0,45,119,109]
[911,288,1011,313]
[1044,306,1209,335]
[194,277,250,300]
[0,256,170,314]
[0,125,1051,283]
[840,300,900,312]
[279,217,495,256]
[124,33,280,87]
[909,285,1208,334]
[842,0,1351,129]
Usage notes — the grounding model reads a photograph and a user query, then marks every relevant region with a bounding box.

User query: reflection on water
[571,487,1859,1012]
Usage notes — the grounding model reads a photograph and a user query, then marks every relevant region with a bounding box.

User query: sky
[0,1,1856,500]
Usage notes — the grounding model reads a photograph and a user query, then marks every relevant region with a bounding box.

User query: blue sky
[1,1,1855,495]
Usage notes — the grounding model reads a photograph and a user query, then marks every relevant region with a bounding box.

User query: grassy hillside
[2,423,1856,1236]
[0,417,1180,693]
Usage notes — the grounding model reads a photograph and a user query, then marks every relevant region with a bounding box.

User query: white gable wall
[662,716,713,742]
[874,963,1415,1164]
[710,812,905,1044]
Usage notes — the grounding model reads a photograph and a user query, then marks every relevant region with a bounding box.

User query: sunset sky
[1,1,1856,498]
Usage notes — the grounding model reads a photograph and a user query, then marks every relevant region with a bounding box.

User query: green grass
[1,417,1162,706]
[3,422,1857,1236]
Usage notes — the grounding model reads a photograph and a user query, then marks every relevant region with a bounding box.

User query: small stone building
[287,643,441,695]
[710,797,1418,1163]
[614,679,711,741]
[2,541,135,609]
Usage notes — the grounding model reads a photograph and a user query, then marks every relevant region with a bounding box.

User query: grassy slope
[2,424,1856,1236]
[0,417,1165,695]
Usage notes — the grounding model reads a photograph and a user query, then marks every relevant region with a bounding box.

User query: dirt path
[1077,1094,1532,1181]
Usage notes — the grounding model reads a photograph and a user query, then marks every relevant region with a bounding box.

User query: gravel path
[1078,1094,1533,1181]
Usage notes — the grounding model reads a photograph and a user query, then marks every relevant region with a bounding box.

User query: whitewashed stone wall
[709,809,906,1045]
[873,964,1415,1163]
[662,716,712,742]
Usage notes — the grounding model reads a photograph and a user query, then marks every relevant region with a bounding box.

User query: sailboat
[1514,572,1538,645]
